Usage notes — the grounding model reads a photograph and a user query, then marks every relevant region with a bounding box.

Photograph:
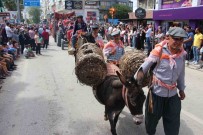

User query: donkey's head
[116,70,146,125]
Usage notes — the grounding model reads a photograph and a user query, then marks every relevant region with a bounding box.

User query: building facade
[129,0,155,27]
[45,0,132,24]
[154,0,203,33]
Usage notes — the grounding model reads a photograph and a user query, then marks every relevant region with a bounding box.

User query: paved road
[0,38,202,135]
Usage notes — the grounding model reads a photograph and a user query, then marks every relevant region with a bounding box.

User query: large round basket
[119,50,151,87]
[75,43,107,86]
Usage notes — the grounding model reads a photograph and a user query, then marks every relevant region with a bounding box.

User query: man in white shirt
[5,22,13,40]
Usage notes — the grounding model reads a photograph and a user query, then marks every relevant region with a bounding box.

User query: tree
[28,7,42,24]
[108,4,132,19]
[2,0,24,11]
[2,0,24,20]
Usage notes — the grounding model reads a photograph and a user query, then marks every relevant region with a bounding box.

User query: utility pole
[17,0,21,23]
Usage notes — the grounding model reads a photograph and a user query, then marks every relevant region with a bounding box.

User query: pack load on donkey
[119,50,152,87]
[75,43,107,86]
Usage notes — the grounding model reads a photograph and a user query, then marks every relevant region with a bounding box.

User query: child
[23,45,29,59]
[28,45,35,57]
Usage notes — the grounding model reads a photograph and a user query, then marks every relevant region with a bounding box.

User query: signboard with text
[85,1,98,5]
[24,0,40,7]
[65,1,83,10]
[0,12,10,17]
[135,7,146,19]
[162,0,193,9]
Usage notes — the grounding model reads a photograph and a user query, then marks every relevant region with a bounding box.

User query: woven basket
[119,50,151,87]
[75,43,107,86]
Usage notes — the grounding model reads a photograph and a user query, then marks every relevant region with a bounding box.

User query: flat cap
[91,24,99,29]
[111,29,120,36]
[168,27,187,38]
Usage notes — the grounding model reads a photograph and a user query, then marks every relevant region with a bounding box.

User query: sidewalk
[185,61,203,71]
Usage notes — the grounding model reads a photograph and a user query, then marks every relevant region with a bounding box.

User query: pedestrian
[24,28,31,47]
[144,25,153,56]
[134,27,187,135]
[41,28,49,49]
[132,27,137,49]
[19,28,25,54]
[183,26,194,64]
[29,27,36,51]
[140,27,146,50]
[34,30,42,55]
[5,22,13,41]
[192,27,203,65]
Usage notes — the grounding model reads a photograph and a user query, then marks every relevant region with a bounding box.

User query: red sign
[0,12,10,17]
[87,11,96,17]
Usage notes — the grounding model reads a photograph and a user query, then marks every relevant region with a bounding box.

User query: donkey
[93,71,146,135]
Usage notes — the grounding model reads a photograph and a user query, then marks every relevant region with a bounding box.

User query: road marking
[182,109,203,125]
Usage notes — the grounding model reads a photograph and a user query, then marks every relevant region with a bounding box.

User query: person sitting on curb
[23,45,29,59]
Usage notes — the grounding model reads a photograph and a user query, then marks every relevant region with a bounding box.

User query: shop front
[153,0,203,33]
[129,8,153,28]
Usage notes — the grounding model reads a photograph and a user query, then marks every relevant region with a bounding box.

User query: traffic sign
[24,0,40,7]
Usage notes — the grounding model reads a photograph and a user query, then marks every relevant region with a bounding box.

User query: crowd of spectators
[0,22,50,86]
[102,22,203,67]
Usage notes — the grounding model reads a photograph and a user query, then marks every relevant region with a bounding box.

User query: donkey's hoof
[104,115,108,121]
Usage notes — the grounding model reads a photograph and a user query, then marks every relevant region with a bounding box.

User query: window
[100,1,111,7]
[118,2,127,5]
[139,0,154,9]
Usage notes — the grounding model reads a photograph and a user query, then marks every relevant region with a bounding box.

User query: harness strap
[122,86,129,108]
[152,75,177,90]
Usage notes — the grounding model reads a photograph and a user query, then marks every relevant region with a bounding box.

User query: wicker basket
[75,43,107,86]
[119,50,151,87]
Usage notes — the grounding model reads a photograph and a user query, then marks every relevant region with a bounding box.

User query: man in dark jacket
[19,29,25,54]
[69,15,87,52]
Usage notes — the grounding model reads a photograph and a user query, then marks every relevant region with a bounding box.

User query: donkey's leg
[74,51,77,64]
[104,106,108,121]
[107,112,117,135]
[113,111,122,129]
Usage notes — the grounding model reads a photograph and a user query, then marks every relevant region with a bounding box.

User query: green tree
[2,0,24,11]
[108,4,132,19]
[28,7,42,24]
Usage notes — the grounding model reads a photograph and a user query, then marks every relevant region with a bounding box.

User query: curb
[185,63,203,71]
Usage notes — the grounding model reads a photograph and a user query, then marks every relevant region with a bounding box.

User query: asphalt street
[0,38,202,135]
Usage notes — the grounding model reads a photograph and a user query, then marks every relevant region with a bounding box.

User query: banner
[162,0,193,9]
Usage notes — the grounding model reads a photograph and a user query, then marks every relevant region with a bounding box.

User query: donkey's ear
[134,68,144,86]
[116,71,127,85]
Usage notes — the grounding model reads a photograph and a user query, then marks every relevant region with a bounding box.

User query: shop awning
[153,6,203,20]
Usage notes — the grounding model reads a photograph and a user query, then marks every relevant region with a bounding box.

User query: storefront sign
[85,1,98,5]
[162,0,193,9]
[153,6,203,20]
[0,12,10,17]
[65,1,83,10]
[87,11,96,17]
[135,7,146,19]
